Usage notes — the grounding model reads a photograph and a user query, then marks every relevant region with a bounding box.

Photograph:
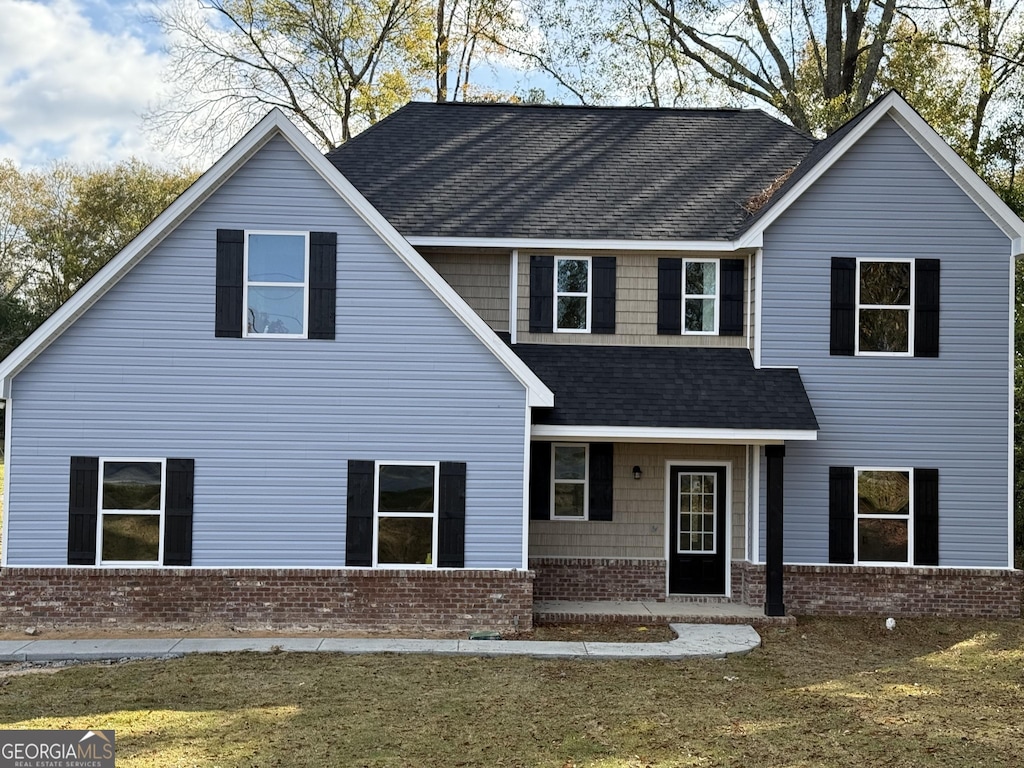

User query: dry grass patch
[1,617,1023,766]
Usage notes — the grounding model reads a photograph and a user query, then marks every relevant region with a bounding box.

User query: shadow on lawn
[0,618,1022,767]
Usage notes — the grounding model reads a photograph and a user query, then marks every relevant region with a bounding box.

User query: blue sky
[0,0,174,167]
[0,0,558,169]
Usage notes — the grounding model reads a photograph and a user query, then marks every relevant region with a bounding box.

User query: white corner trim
[1,398,11,568]
[1009,256,1016,569]
[0,109,553,408]
[753,247,764,369]
[521,402,532,570]
[510,249,519,344]
[530,425,817,443]
[737,92,1024,249]
[406,236,745,252]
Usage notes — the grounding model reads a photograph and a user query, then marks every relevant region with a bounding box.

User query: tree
[644,0,900,134]
[152,0,434,153]
[0,160,197,359]
[934,0,1024,165]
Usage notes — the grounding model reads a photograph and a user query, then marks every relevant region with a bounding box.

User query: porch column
[764,444,785,617]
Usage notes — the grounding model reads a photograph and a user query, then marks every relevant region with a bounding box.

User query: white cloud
[0,0,175,167]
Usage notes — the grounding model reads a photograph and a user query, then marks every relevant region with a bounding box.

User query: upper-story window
[244,232,310,337]
[683,259,719,334]
[830,257,938,358]
[657,258,743,337]
[555,257,591,332]
[857,259,913,355]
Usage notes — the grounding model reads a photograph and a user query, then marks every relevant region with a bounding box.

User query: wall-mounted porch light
[632,465,643,480]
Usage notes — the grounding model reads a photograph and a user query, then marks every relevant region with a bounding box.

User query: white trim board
[0,110,554,408]
[531,425,817,444]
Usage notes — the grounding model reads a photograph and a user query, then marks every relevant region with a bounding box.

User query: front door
[668,465,727,594]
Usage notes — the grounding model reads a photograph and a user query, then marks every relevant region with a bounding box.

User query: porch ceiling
[510,345,818,439]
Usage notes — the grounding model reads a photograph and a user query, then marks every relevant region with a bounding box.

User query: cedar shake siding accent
[5,135,528,569]
[529,443,746,560]
[758,115,1011,568]
[517,252,753,347]
[420,251,510,332]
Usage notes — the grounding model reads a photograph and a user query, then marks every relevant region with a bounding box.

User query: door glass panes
[677,472,716,553]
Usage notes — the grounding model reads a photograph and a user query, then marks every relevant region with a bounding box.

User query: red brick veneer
[0,568,534,632]
[530,557,666,601]
[732,561,1022,618]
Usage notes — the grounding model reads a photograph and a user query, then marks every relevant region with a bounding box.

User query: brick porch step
[533,600,795,628]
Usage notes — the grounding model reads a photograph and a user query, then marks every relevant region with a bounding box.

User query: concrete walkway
[0,623,761,663]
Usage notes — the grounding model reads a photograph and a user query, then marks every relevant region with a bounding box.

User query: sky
[0,0,175,168]
[0,0,558,170]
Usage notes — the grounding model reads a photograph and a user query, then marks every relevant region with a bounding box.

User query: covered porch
[513,344,818,617]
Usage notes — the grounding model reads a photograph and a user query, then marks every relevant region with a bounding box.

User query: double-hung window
[856,468,912,564]
[551,444,588,519]
[98,459,165,565]
[857,259,913,354]
[555,257,591,332]
[682,259,718,334]
[244,232,310,337]
[374,462,439,566]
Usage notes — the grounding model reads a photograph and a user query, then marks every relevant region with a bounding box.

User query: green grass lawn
[1,618,1023,767]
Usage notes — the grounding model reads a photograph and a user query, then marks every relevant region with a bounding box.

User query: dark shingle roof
[328,102,816,240]
[508,344,818,431]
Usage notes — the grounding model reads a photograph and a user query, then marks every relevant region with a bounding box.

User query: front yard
[1,618,1023,767]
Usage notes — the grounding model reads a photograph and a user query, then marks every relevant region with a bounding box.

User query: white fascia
[530,425,817,444]
[406,236,746,252]
[0,109,554,408]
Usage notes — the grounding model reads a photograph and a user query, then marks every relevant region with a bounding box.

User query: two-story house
[0,92,1020,631]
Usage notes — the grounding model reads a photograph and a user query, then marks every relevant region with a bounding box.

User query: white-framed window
[856,258,913,355]
[97,458,166,566]
[551,443,588,519]
[682,259,719,334]
[373,461,440,567]
[855,467,913,565]
[244,231,310,337]
[554,256,591,332]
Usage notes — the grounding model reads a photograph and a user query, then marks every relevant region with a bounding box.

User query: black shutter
[529,256,554,333]
[308,232,337,340]
[914,468,940,565]
[163,458,195,566]
[830,257,856,356]
[914,259,940,358]
[828,466,855,563]
[591,257,616,334]
[657,258,682,334]
[529,442,552,520]
[719,258,744,336]
[346,460,374,566]
[215,229,244,338]
[67,456,99,565]
[437,462,467,568]
[588,443,614,521]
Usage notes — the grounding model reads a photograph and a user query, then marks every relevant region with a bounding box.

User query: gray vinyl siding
[759,116,1011,567]
[6,134,528,568]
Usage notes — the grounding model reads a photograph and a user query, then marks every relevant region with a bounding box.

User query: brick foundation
[732,561,1022,618]
[530,557,666,601]
[0,568,534,633]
